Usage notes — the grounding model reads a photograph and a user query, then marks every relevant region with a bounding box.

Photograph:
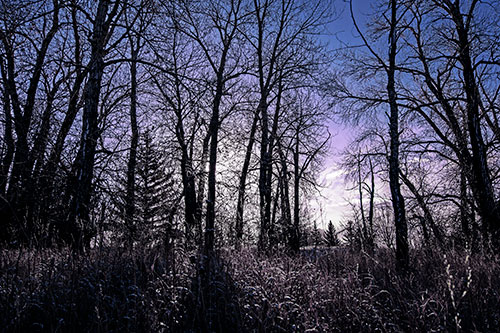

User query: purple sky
[312,0,377,229]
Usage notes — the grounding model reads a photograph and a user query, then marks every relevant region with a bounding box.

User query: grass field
[1,246,499,332]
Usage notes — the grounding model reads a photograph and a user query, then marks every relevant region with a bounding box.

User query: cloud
[311,164,354,229]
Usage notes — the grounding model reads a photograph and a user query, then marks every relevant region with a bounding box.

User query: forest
[0,0,500,331]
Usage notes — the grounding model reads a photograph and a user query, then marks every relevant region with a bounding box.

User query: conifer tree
[324,220,340,247]
[311,220,322,247]
[113,128,176,248]
[134,129,176,247]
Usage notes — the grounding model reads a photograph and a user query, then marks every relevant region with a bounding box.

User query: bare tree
[395,0,500,247]
[0,0,61,244]
[65,0,124,251]
[436,0,500,243]
[247,0,331,251]
[344,0,409,269]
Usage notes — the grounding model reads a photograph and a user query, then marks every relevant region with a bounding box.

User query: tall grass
[0,246,193,332]
[225,247,500,332]
[1,246,499,332]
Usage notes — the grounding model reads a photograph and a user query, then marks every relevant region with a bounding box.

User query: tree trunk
[125,42,139,250]
[180,151,198,247]
[5,0,60,205]
[195,132,210,245]
[204,73,224,256]
[367,157,375,248]
[235,110,259,249]
[0,65,14,243]
[21,83,60,245]
[258,96,271,251]
[28,82,60,177]
[271,175,280,244]
[258,78,283,251]
[387,0,409,272]
[459,164,472,242]
[0,1,59,244]
[277,141,292,247]
[291,129,301,253]
[357,154,369,249]
[0,63,14,197]
[65,0,113,251]
[38,4,86,245]
[447,1,500,244]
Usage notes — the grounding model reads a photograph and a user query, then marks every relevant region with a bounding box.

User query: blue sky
[326,0,373,48]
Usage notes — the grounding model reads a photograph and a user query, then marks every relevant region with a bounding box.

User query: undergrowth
[1,246,499,332]
[226,247,500,332]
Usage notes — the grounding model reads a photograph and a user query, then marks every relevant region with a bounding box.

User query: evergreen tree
[311,220,322,247]
[112,128,177,248]
[324,220,340,247]
[135,129,176,247]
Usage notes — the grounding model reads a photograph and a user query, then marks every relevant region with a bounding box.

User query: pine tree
[324,220,340,247]
[112,128,177,248]
[134,129,176,247]
[311,220,322,247]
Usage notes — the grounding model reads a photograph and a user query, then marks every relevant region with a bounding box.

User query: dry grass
[0,246,193,332]
[225,247,500,332]
[0,246,499,332]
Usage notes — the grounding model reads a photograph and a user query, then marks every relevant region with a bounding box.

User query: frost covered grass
[1,246,499,332]
[0,246,194,332]
[225,247,500,332]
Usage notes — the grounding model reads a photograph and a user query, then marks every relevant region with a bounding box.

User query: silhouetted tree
[324,221,340,247]
[64,0,124,251]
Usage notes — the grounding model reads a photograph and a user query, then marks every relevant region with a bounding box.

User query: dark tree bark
[0,62,13,197]
[201,0,242,258]
[258,96,272,251]
[204,69,225,256]
[252,0,326,251]
[195,132,210,246]
[65,0,120,251]
[44,0,86,174]
[3,2,59,212]
[442,0,500,243]
[153,72,200,249]
[265,81,284,249]
[367,157,375,248]
[180,138,199,247]
[387,0,409,272]
[29,83,60,181]
[408,1,499,247]
[290,124,301,252]
[459,164,473,242]
[124,37,140,249]
[152,22,206,249]
[36,1,86,245]
[21,80,62,245]
[253,0,285,252]
[0,0,60,243]
[44,72,85,175]
[0,62,14,242]
[277,140,292,246]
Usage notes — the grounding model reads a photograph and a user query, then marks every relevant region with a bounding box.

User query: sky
[311,0,375,230]
[326,0,373,47]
